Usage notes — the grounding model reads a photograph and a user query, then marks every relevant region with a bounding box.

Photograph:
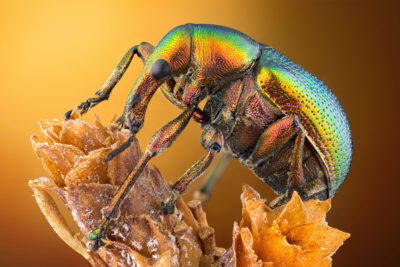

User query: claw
[64,100,90,121]
[111,116,126,131]
[193,189,208,203]
[64,109,73,120]
[105,116,144,162]
[78,100,91,114]
[103,133,134,162]
[268,188,305,209]
[129,119,144,135]
[161,193,178,214]
[89,219,109,251]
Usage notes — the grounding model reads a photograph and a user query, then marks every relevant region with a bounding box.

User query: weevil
[65,24,352,250]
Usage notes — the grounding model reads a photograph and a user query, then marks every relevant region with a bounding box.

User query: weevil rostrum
[64,24,352,250]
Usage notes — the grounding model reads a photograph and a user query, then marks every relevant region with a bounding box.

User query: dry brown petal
[29,178,91,263]
[217,247,236,267]
[32,116,208,266]
[102,240,150,266]
[230,185,350,267]
[262,262,274,266]
[107,131,142,186]
[36,170,206,266]
[213,247,226,259]
[240,185,270,241]
[174,221,203,266]
[175,196,201,234]
[292,224,350,256]
[187,200,209,228]
[233,223,262,267]
[303,198,331,224]
[141,215,172,256]
[68,108,82,120]
[153,250,173,267]
[272,192,307,233]
[286,223,316,245]
[38,119,63,142]
[62,164,204,266]
[60,119,109,153]
[259,222,303,265]
[94,115,113,146]
[64,147,110,186]
[300,249,332,267]
[198,227,216,256]
[31,135,84,186]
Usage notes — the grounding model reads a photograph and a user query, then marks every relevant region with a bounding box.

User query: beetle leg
[245,115,307,205]
[89,106,194,250]
[245,116,300,166]
[193,153,232,202]
[103,118,136,162]
[162,124,223,214]
[105,77,204,162]
[291,127,306,188]
[161,149,218,214]
[65,43,154,120]
[268,127,306,208]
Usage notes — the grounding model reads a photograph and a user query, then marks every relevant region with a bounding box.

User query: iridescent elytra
[64,23,352,250]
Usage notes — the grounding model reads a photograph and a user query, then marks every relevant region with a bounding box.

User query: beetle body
[66,24,352,249]
[156,24,352,199]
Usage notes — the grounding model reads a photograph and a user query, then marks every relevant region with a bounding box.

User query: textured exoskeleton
[65,24,352,250]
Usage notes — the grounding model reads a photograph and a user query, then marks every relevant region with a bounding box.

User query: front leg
[89,106,195,250]
[103,58,171,162]
[105,52,190,161]
[65,43,155,120]
[102,70,164,163]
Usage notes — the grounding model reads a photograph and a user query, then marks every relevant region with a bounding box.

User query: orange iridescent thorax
[191,24,261,85]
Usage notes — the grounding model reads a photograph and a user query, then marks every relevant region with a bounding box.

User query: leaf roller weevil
[64,24,352,250]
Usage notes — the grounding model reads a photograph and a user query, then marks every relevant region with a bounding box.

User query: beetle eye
[150,59,171,80]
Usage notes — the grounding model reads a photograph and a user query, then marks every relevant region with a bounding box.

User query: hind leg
[245,115,306,207]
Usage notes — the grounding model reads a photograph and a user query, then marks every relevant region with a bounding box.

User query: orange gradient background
[1,0,399,266]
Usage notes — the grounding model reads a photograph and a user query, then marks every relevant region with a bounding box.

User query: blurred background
[0,0,399,266]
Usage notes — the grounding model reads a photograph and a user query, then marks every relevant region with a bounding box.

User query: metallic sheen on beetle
[64,23,352,250]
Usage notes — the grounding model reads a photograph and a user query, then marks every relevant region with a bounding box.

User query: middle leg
[162,126,224,214]
[161,149,218,214]
[193,153,232,202]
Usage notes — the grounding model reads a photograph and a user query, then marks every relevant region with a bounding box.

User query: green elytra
[65,23,352,250]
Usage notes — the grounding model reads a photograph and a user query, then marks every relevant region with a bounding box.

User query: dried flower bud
[30,114,223,266]
[30,114,349,266]
[223,185,350,267]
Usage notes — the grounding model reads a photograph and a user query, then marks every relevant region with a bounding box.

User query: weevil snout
[182,79,207,105]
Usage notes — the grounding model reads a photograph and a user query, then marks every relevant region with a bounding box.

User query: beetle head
[131,25,192,100]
